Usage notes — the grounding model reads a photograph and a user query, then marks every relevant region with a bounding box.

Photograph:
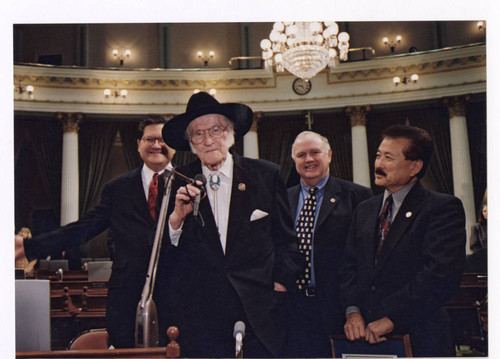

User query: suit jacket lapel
[374,182,424,271]
[315,177,340,229]
[225,155,251,256]
[364,196,383,272]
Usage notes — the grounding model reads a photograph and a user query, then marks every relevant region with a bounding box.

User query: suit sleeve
[24,181,113,260]
[271,167,303,290]
[380,195,466,328]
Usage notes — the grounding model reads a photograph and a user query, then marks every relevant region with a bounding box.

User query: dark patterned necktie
[296,186,317,290]
[148,173,159,221]
[376,194,393,260]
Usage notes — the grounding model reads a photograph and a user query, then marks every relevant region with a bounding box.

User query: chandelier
[260,22,350,80]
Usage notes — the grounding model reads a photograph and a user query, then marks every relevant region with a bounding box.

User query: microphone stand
[135,169,174,347]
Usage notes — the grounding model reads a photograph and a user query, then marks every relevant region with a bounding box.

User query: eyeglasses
[190,125,227,145]
[142,137,164,145]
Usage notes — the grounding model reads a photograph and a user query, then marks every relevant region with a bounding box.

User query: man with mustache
[340,125,465,357]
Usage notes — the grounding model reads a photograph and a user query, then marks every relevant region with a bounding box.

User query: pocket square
[250,209,269,221]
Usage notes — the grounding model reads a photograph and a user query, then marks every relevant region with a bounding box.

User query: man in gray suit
[287,131,372,357]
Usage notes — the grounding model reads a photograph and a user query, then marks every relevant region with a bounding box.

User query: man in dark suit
[156,92,302,358]
[15,115,175,348]
[340,125,466,357]
[286,131,372,357]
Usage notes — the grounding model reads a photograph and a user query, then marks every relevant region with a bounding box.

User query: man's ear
[137,139,141,152]
[410,159,423,177]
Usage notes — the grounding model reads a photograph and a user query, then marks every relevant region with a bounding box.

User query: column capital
[345,105,371,127]
[57,112,83,133]
[251,111,263,132]
[442,95,470,117]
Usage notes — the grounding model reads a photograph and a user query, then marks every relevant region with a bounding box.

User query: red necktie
[148,173,159,221]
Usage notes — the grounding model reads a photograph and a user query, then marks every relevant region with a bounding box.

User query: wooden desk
[17,347,171,358]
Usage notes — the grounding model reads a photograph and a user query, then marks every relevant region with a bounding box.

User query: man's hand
[169,183,202,230]
[15,234,26,260]
[273,282,287,292]
[344,312,366,341]
[365,317,394,344]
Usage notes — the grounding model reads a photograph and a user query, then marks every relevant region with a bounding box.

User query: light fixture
[14,80,34,99]
[383,35,402,53]
[260,21,350,80]
[477,21,486,31]
[113,49,131,65]
[197,50,215,67]
[104,83,128,99]
[393,72,419,86]
[193,88,217,96]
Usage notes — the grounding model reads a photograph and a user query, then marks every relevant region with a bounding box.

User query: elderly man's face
[189,114,230,171]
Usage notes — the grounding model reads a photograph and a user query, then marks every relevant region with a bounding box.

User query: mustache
[375,168,387,176]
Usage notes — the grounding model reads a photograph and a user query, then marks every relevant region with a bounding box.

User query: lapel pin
[406,211,412,218]
[238,183,246,191]
[330,198,336,203]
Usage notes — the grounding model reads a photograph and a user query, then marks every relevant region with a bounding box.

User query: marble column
[57,112,82,226]
[443,95,475,253]
[243,112,261,159]
[346,105,371,188]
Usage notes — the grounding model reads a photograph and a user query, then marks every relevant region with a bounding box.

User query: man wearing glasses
[15,115,175,348]
[155,92,302,358]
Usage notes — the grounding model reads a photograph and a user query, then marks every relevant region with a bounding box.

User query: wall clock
[292,78,312,95]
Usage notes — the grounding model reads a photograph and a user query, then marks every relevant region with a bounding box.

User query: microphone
[233,321,245,358]
[192,174,207,218]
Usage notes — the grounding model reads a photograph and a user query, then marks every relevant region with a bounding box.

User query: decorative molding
[57,112,83,133]
[14,44,485,115]
[442,95,471,117]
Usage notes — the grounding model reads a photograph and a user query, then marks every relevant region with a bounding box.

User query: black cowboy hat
[162,91,253,151]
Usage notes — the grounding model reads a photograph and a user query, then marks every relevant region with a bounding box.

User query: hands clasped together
[344,312,395,344]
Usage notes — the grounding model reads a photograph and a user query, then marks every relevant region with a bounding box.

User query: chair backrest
[68,329,109,350]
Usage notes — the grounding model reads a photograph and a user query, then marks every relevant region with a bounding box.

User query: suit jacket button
[370,285,376,292]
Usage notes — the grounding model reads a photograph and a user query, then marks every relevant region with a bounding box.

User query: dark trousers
[286,291,332,358]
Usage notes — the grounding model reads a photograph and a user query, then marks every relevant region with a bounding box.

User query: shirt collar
[384,181,416,209]
[202,153,233,179]
[300,174,329,193]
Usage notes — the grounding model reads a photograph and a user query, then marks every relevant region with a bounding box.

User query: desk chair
[68,328,109,350]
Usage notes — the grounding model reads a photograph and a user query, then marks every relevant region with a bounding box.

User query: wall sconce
[477,21,486,31]
[104,84,128,99]
[193,88,217,96]
[14,81,34,99]
[197,50,215,67]
[113,49,131,65]
[393,72,419,86]
[383,35,402,53]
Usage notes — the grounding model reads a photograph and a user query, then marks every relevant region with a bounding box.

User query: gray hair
[291,131,331,159]
[186,114,235,154]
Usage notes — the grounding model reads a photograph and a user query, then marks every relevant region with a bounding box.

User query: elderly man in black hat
[155,92,302,358]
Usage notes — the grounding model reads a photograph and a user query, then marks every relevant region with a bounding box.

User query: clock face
[292,78,312,95]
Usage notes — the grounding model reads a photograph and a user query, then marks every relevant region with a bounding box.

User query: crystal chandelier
[260,22,350,80]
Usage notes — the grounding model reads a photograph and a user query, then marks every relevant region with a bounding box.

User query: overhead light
[477,21,486,31]
[393,72,419,86]
[383,35,402,53]
[113,49,131,65]
[260,21,350,80]
[193,88,217,96]
[197,50,215,67]
[14,81,34,99]
[104,83,128,99]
